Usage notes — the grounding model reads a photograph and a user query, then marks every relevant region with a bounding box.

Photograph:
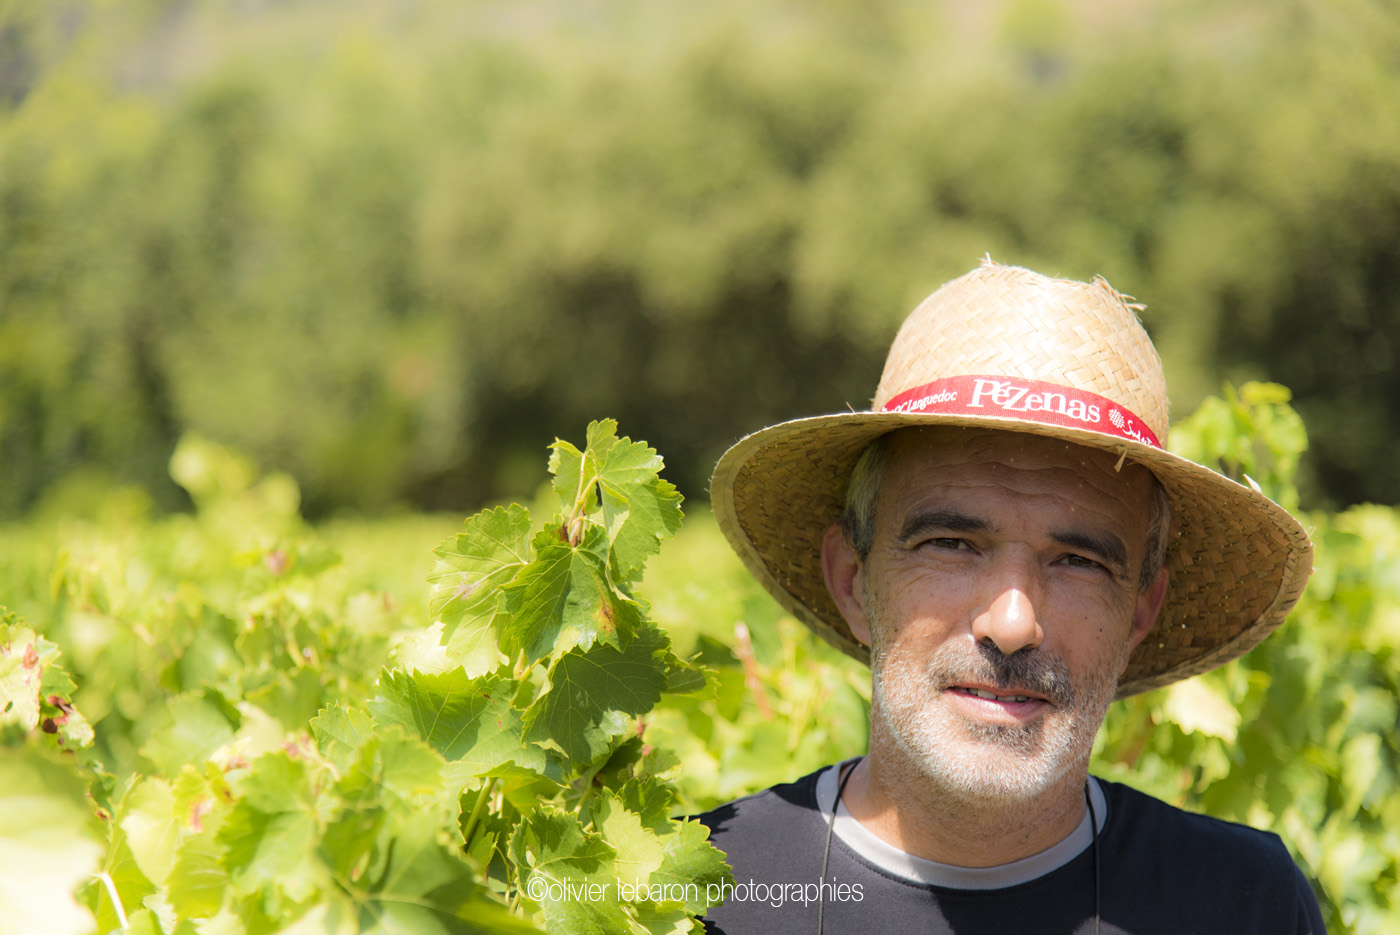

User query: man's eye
[926,538,966,551]
[1062,554,1103,570]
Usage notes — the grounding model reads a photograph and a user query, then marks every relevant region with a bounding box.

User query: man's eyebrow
[1051,529,1128,571]
[896,509,990,543]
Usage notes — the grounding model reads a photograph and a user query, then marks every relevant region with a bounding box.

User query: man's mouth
[926,647,1075,710]
[948,684,1052,707]
[958,686,1035,704]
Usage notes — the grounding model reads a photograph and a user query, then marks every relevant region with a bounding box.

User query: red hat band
[881,374,1162,449]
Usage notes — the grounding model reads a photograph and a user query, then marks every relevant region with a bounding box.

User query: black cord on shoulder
[817,759,860,935]
[1085,781,1101,935]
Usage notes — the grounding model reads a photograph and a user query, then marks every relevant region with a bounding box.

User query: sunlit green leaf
[428,505,534,676]
[511,809,633,935]
[218,753,322,906]
[522,627,670,764]
[595,794,665,889]
[1161,676,1240,742]
[311,703,376,777]
[140,692,239,776]
[121,778,181,887]
[499,526,643,665]
[0,748,104,935]
[370,669,552,780]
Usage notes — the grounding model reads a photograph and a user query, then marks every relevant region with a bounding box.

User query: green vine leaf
[0,748,106,935]
[550,420,684,584]
[0,616,91,751]
[310,703,376,777]
[217,753,323,908]
[646,818,731,916]
[370,669,558,784]
[139,692,239,777]
[522,626,670,764]
[120,778,182,888]
[511,809,633,935]
[428,505,534,676]
[499,525,643,667]
[594,794,666,888]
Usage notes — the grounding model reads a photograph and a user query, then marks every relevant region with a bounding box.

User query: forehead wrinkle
[879,445,1150,564]
[888,426,1151,491]
[890,441,1149,511]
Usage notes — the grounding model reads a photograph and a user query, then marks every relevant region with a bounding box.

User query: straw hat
[710,258,1312,697]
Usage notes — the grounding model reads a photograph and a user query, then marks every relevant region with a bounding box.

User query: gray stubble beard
[867,593,1121,807]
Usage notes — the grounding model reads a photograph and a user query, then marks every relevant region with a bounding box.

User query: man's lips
[926,648,1075,711]
[947,684,1053,707]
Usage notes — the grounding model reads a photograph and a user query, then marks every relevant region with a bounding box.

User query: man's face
[829,427,1167,804]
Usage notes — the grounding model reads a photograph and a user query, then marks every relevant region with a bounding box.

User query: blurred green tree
[1,0,1397,516]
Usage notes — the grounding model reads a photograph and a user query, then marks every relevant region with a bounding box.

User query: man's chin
[895,719,1085,802]
[927,753,1078,805]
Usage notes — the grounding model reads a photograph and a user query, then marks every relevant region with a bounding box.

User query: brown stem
[733,622,774,720]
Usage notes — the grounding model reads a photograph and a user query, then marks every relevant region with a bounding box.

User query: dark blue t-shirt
[697,765,1326,934]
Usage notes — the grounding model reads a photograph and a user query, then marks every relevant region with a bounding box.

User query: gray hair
[842,433,1172,592]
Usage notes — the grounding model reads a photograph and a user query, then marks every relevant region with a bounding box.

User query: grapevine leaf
[392,622,456,675]
[662,652,709,695]
[646,819,731,915]
[120,777,181,887]
[372,730,451,804]
[1162,677,1240,742]
[325,805,540,935]
[428,505,533,676]
[549,421,683,584]
[319,736,442,891]
[0,623,45,731]
[170,762,233,829]
[217,752,322,906]
[0,747,104,935]
[522,627,670,764]
[350,894,542,935]
[548,437,591,518]
[511,809,633,935]
[362,807,467,903]
[329,722,454,890]
[122,908,164,935]
[221,808,320,905]
[139,692,239,776]
[499,526,643,666]
[244,666,326,731]
[321,807,387,890]
[310,703,376,777]
[444,618,508,681]
[167,808,231,920]
[586,422,684,583]
[617,779,680,833]
[630,906,699,935]
[87,821,156,934]
[1341,733,1382,818]
[595,795,665,888]
[370,669,557,783]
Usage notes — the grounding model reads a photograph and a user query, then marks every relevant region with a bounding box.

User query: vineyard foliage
[1,388,1398,933]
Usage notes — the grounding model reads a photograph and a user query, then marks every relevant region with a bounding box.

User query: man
[700,259,1324,933]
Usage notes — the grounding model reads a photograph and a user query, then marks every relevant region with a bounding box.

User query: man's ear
[1124,566,1169,665]
[821,522,871,648]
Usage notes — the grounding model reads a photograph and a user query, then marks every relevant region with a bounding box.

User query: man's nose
[971,559,1045,656]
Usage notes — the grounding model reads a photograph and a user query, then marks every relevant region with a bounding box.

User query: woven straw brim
[710,411,1313,698]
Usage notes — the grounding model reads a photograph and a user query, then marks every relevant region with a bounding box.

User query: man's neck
[839,731,1090,868]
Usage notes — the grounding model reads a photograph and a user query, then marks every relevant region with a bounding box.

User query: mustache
[927,642,1075,708]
